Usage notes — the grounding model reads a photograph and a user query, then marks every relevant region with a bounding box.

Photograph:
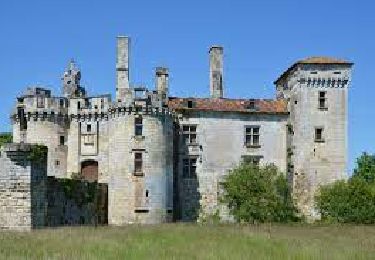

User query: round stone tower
[107,106,174,225]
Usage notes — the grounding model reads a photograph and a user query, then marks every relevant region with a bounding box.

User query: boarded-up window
[81,161,98,182]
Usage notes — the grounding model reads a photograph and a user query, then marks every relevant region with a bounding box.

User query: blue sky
[0,0,374,172]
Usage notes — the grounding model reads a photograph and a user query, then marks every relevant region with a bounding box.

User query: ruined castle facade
[6,36,353,225]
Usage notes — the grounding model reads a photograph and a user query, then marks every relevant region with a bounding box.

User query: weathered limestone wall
[0,144,47,231]
[108,110,173,225]
[176,112,288,221]
[12,113,68,179]
[278,63,351,219]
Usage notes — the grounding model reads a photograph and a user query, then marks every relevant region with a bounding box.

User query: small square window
[245,126,260,147]
[182,125,198,144]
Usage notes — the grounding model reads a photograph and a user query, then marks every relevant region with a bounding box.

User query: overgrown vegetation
[28,145,47,163]
[316,152,375,223]
[221,163,299,223]
[0,133,12,148]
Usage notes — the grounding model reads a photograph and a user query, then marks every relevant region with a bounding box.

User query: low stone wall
[0,143,108,230]
[46,177,107,226]
[0,143,47,230]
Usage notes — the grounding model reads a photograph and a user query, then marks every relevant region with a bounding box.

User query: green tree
[0,133,12,148]
[221,163,299,223]
[316,152,375,223]
[352,152,375,184]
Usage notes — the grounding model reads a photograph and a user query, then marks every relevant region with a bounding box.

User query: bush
[316,153,375,224]
[0,133,12,148]
[221,163,299,223]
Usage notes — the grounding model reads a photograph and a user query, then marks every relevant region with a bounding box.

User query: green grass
[0,224,374,259]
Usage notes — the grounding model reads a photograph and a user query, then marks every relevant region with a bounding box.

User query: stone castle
[0,36,353,228]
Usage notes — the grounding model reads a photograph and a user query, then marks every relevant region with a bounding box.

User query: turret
[62,59,86,98]
[209,46,224,98]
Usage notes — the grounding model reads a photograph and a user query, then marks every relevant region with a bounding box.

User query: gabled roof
[168,97,288,114]
[274,56,353,84]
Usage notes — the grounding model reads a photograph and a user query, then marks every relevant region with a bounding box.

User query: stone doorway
[81,160,98,182]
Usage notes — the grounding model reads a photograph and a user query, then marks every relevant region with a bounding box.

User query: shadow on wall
[174,122,202,222]
[46,177,108,227]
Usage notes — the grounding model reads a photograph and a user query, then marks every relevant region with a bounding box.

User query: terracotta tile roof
[274,56,353,84]
[298,56,352,65]
[168,97,288,114]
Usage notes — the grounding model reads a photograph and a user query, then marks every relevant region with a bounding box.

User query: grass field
[0,224,374,259]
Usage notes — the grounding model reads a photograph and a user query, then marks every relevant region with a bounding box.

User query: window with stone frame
[245,126,260,147]
[135,116,143,136]
[37,97,45,108]
[315,127,325,142]
[318,91,327,110]
[182,157,197,179]
[242,155,263,166]
[182,125,197,144]
[134,153,143,176]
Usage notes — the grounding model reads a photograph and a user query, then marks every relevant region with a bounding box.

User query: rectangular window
[134,153,143,175]
[319,91,327,110]
[183,125,197,144]
[242,155,263,166]
[37,97,45,108]
[60,99,64,108]
[135,116,143,136]
[77,101,81,110]
[245,126,260,147]
[59,136,65,146]
[182,158,197,179]
[87,124,92,132]
[315,127,325,142]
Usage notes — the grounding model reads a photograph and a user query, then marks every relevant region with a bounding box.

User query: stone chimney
[116,36,130,102]
[209,46,224,98]
[156,67,169,96]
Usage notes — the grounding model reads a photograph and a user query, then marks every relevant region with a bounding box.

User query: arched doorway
[81,160,98,182]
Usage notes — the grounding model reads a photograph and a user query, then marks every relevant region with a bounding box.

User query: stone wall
[0,143,47,231]
[175,111,288,221]
[0,143,108,230]
[277,63,352,219]
[46,177,107,226]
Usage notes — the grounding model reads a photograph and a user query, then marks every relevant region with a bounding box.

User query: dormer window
[247,100,256,110]
[187,100,193,108]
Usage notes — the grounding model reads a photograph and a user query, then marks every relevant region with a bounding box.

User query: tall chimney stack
[116,36,130,101]
[156,67,169,97]
[209,46,224,98]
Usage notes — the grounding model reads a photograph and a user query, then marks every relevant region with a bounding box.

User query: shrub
[316,152,375,223]
[0,133,12,148]
[221,163,299,223]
